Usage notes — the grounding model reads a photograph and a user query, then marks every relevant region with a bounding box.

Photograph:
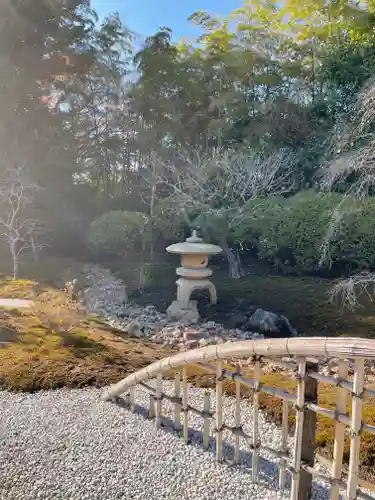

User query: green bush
[258,191,342,271]
[86,210,149,257]
[231,198,286,251]
[338,197,375,270]
[152,199,186,242]
[233,191,375,273]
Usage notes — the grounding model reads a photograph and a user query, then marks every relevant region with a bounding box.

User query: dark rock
[228,314,248,329]
[277,314,298,338]
[245,308,297,338]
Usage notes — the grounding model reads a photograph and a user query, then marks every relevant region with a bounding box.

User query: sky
[91,0,242,42]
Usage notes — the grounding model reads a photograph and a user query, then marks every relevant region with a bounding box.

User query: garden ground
[1,253,375,482]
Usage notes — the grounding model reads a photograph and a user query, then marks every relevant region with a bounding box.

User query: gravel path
[0,299,33,308]
[0,382,358,500]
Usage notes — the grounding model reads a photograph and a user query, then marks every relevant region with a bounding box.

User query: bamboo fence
[102,337,375,500]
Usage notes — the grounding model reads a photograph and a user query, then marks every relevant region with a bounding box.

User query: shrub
[338,197,375,270]
[257,191,343,271]
[231,198,286,252]
[86,210,150,258]
[233,191,375,273]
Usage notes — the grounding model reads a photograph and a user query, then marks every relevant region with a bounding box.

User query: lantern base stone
[166,300,200,324]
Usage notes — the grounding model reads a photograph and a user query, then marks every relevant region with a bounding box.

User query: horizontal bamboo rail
[102,337,375,500]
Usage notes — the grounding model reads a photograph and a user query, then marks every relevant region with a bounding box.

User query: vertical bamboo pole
[124,392,130,407]
[347,358,364,500]
[291,358,307,500]
[155,373,163,429]
[129,386,135,412]
[182,367,189,444]
[252,356,261,482]
[331,359,349,500]
[148,393,155,419]
[216,361,224,463]
[203,391,211,450]
[279,398,289,490]
[234,365,241,465]
[174,372,181,431]
[298,361,317,500]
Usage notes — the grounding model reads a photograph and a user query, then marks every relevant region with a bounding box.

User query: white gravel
[0,382,344,500]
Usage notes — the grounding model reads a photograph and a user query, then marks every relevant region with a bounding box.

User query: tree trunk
[10,243,18,279]
[149,160,157,261]
[221,240,243,279]
[138,259,146,290]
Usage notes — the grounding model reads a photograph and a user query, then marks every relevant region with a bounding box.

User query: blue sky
[91,0,242,42]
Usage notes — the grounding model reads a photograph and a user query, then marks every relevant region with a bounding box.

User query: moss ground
[0,276,170,392]
[218,274,375,338]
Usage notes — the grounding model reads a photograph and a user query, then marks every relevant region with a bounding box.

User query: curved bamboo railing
[102,337,375,500]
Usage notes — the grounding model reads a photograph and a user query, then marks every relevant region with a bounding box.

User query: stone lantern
[166,230,222,323]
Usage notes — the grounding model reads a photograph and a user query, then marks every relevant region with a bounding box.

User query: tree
[64,13,135,199]
[0,0,100,254]
[0,167,45,278]
[0,0,92,182]
[152,149,294,278]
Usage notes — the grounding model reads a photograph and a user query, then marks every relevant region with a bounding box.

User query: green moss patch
[0,275,170,392]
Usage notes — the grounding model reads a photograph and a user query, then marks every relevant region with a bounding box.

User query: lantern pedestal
[176,278,217,308]
[166,231,222,323]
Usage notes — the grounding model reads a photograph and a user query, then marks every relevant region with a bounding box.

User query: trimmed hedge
[232,191,375,273]
[88,194,375,274]
[86,210,149,257]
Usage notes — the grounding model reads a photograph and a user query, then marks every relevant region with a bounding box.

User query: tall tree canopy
[3,0,375,257]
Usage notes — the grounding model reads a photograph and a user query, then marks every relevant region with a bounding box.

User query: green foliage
[232,198,286,250]
[255,192,342,271]
[86,211,149,257]
[192,211,232,244]
[12,0,375,272]
[233,192,375,273]
[337,198,375,271]
[152,199,186,242]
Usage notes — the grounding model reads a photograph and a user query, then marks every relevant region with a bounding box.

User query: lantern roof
[166,230,222,256]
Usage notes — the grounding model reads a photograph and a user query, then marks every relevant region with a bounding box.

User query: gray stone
[246,308,297,338]
[228,314,248,329]
[166,300,199,324]
[126,320,143,338]
[198,338,210,347]
[81,263,268,348]
[201,321,216,329]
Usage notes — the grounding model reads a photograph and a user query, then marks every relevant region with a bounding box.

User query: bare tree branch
[149,148,295,218]
[0,166,46,277]
[144,148,295,278]
[328,273,375,312]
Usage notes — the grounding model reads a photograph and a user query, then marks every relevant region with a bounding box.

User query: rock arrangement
[82,264,263,349]
[79,265,375,380]
[83,265,128,314]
